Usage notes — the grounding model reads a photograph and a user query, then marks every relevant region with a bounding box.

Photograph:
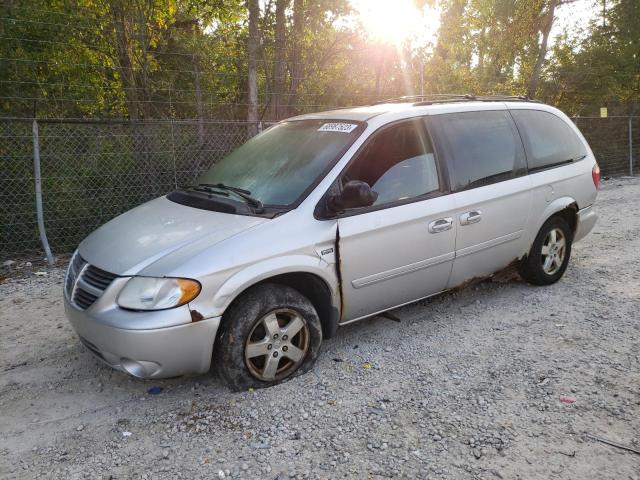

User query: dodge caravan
[64,95,599,389]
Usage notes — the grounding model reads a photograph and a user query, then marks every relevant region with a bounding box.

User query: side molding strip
[455,230,523,259]
[352,251,455,289]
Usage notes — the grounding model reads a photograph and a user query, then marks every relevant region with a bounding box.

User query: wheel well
[524,204,579,260]
[555,203,578,235]
[221,273,339,339]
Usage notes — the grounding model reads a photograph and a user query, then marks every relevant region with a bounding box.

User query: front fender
[202,255,340,318]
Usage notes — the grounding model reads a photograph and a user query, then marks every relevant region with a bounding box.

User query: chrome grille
[65,251,118,310]
[74,287,100,310]
[83,265,118,290]
[65,251,86,299]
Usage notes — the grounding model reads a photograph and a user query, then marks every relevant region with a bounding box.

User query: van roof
[289,95,543,123]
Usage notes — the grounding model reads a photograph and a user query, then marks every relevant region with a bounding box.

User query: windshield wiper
[180,184,230,196]
[199,183,264,213]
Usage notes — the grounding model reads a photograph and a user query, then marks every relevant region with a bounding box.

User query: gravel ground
[1,177,639,480]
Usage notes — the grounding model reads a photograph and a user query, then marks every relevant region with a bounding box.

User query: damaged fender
[201,255,341,321]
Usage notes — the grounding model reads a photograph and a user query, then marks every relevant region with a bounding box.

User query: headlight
[117,277,201,311]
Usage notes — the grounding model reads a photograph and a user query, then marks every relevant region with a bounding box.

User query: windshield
[198,120,363,206]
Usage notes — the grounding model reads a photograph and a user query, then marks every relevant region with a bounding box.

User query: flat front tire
[213,283,322,390]
[519,215,573,286]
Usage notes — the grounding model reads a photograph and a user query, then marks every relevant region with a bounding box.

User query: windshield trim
[169,118,367,217]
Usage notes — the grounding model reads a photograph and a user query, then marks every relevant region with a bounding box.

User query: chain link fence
[1,116,637,262]
[572,116,639,177]
[1,119,265,262]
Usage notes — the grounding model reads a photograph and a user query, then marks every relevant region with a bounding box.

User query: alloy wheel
[244,308,310,382]
[541,227,566,275]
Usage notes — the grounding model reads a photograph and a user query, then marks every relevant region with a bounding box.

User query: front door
[334,119,456,321]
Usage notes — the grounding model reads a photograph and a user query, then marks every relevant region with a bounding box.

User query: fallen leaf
[560,395,577,404]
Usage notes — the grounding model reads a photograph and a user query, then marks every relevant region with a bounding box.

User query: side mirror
[328,180,378,212]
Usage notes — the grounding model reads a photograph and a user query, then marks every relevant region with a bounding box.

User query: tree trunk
[112,5,141,120]
[288,0,304,116]
[193,54,206,170]
[477,26,486,81]
[271,0,289,120]
[247,0,260,136]
[111,3,152,182]
[137,6,151,119]
[527,0,557,98]
[375,52,384,99]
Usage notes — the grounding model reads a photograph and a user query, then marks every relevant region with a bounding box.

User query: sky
[348,0,600,49]
[553,0,601,41]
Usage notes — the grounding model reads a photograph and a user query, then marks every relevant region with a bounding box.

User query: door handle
[460,210,482,226]
[428,217,453,233]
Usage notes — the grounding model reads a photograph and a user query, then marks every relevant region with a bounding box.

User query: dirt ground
[1,177,639,480]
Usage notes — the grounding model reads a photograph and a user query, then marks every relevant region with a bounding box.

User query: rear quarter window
[510,110,587,172]
[429,110,526,191]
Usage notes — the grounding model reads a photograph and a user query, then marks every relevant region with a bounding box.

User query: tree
[527,0,559,97]
[270,0,289,120]
[288,0,305,116]
[2,0,636,121]
[542,0,640,115]
[246,0,260,131]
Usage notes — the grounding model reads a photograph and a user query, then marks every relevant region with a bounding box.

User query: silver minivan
[64,96,599,389]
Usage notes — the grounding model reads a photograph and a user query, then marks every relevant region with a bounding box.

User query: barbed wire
[0,16,378,54]
[2,3,636,125]
[0,79,399,100]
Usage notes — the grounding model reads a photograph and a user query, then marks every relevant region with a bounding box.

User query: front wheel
[519,216,573,286]
[214,283,322,390]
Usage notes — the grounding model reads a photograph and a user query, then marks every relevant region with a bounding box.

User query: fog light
[120,358,160,378]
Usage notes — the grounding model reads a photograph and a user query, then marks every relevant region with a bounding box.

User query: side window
[429,110,525,191]
[511,110,587,171]
[341,119,440,206]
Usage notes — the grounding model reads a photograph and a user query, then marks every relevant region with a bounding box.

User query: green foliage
[0,0,637,119]
[542,0,640,115]
[1,0,637,259]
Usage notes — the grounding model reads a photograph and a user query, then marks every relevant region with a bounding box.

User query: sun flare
[351,0,427,45]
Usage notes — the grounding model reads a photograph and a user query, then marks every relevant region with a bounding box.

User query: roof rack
[374,94,472,105]
[374,94,538,106]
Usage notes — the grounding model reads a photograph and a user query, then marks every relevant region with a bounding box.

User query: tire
[519,215,573,286]
[213,283,323,391]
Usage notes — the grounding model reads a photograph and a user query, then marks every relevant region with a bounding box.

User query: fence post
[629,116,634,176]
[169,118,178,188]
[32,119,55,265]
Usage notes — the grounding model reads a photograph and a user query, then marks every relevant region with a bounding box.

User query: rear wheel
[214,283,322,390]
[519,216,573,285]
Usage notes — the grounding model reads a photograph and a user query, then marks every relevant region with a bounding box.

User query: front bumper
[65,298,221,379]
[574,204,598,243]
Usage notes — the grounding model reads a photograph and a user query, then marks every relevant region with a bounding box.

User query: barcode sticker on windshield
[318,123,358,133]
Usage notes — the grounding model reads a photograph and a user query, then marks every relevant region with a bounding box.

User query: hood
[79,196,268,275]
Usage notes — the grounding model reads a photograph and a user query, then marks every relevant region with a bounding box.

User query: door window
[510,109,587,171]
[429,110,526,191]
[340,119,440,207]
